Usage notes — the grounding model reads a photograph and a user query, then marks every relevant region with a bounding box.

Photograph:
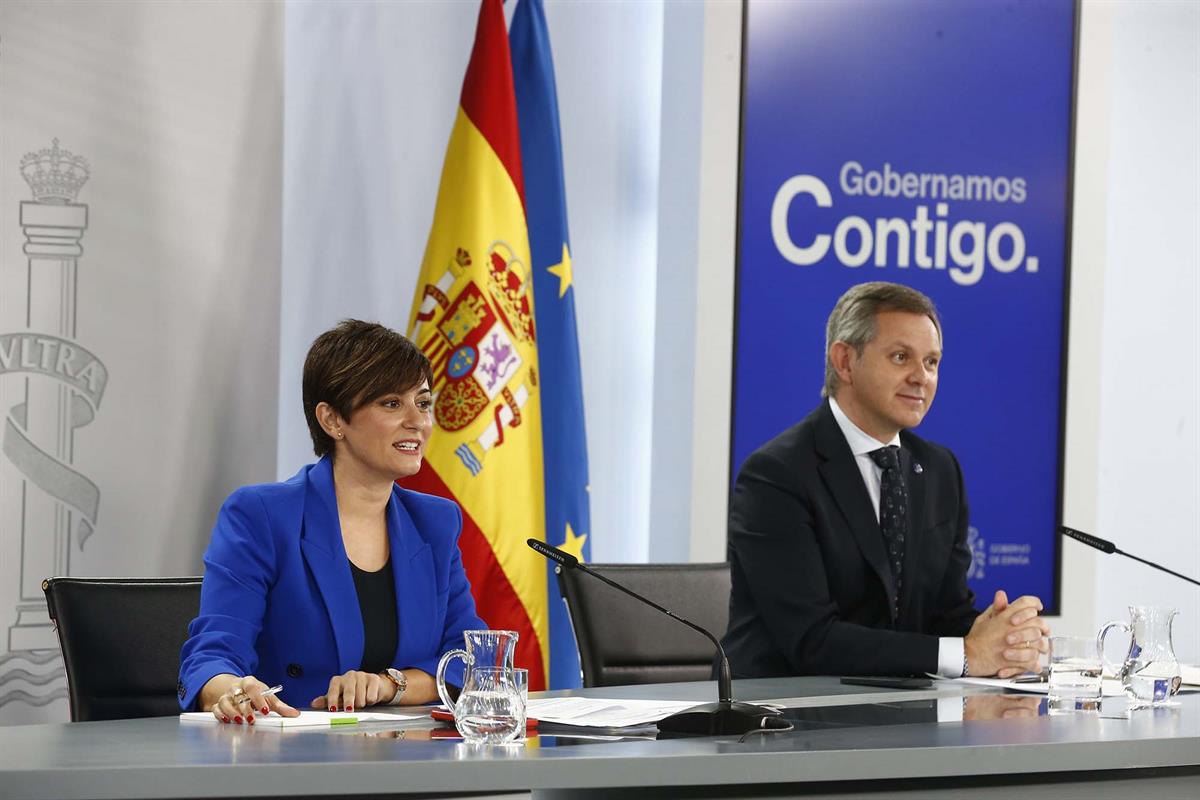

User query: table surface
[3,677,1198,799]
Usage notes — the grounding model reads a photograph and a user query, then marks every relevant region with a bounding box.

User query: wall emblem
[966,525,986,580]
[0,139,108,711]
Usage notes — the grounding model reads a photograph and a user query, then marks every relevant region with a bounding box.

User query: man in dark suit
[722,282,1049,678]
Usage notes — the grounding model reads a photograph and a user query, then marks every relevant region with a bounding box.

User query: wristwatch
[384,668,408,705]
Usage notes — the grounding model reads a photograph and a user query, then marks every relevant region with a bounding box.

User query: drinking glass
[1047,635,1102,713]
[511,668,529,731]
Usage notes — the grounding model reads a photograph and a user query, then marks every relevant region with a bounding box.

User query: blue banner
[733,0,1076,610]
[511,0,592,688]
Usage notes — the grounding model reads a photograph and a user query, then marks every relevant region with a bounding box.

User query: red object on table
[430,708,538,730]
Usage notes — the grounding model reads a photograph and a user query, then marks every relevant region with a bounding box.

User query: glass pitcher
[436,630,522,743]
[1097,606,1182,705]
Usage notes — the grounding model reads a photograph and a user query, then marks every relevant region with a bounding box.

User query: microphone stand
[1060,526,1200,586]
[527,539,786,736]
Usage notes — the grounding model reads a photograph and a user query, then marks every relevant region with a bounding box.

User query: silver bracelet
[384,668,407,705]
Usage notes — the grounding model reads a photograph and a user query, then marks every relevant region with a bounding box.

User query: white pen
[233,684,283,706]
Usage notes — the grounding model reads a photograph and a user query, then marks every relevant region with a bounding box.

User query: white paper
[525,697,701,728]
[935,672,1200,695]
[929,675,1129,697]
[179,708,425,727]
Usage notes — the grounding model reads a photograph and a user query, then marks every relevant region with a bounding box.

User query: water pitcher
[1097,606,1182,705]
[436,629,523,743]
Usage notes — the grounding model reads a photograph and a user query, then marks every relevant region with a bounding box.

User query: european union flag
[510,0,591,689]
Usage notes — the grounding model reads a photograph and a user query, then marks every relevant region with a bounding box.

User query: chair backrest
[42,576,202,722]
[556,562,731,688]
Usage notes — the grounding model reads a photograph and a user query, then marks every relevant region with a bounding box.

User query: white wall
[549,1,664,563]
[687,0,743,563]
[1053,0,1109,644]
[0,0,282,723]
[1090,0,1199,661]
[648,0,704,563]
[1037,0,1200,661]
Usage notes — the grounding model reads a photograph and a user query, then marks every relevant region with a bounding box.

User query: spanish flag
[404,0,547,689]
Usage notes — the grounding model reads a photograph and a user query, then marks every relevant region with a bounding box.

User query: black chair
[42,576,202,722]
[556,562,731,688]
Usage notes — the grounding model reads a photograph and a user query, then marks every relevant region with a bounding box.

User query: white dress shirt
[828,398,965,680]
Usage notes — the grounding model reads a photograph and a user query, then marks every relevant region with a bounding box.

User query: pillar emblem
[0,139,108,711]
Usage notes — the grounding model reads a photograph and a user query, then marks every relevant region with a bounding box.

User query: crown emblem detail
[485,241,535,344]
[21,139,90,204]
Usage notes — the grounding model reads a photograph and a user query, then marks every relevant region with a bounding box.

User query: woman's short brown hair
[302,320,433,458]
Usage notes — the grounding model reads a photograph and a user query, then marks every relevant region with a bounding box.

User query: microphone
[527,538,786,736]
[1060,526,1199,587]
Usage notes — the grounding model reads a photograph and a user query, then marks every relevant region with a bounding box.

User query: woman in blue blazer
[179,320,486,723]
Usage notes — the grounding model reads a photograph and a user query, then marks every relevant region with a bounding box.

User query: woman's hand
[311,670,394,712]
[311,669,439,710]
[201,674,299,724]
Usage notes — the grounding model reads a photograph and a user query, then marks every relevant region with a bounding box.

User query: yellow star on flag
[547,242,573,298]
[559,522,588,563]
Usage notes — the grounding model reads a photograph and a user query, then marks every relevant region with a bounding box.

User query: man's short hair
[302,319,433,458]
[822,282,942,398]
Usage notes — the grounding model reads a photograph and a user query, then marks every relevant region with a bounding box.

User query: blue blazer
[178,457,486,711]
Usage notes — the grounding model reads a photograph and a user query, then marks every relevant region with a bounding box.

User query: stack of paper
[526,697,700,728]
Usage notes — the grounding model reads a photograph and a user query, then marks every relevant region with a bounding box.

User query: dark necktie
[868,445,907,618]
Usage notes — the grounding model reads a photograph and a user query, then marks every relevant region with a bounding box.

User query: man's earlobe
[830,342,854,384]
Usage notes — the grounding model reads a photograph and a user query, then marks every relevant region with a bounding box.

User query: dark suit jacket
[178,456,486,710]
[721,400,978,678]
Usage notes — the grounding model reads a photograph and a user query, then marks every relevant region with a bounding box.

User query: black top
[349,558,398,674]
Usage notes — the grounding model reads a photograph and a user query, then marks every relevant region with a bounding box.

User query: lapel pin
[913,462,923,474]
